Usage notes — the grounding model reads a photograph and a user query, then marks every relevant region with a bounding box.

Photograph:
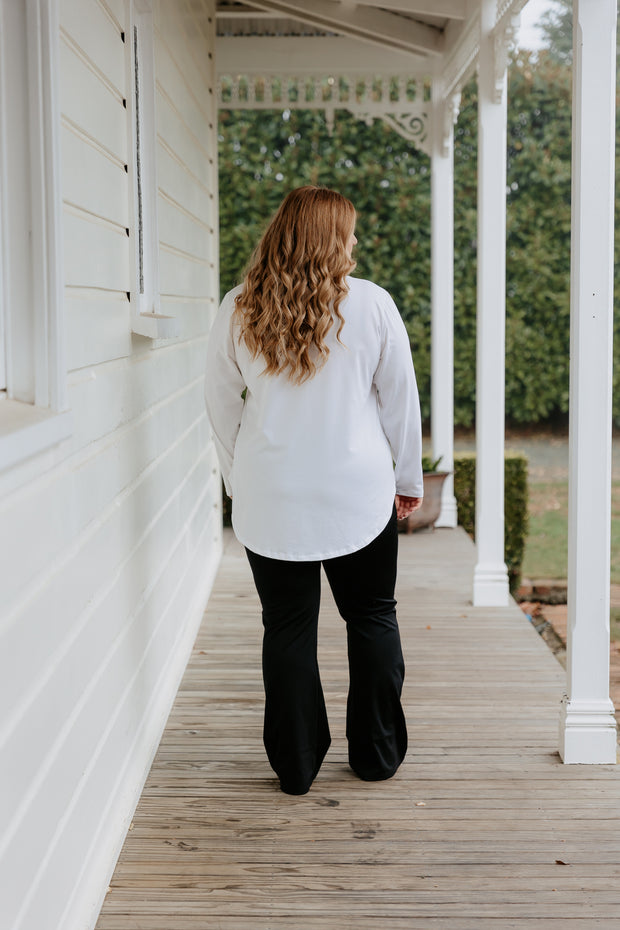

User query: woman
[205,186,423,795]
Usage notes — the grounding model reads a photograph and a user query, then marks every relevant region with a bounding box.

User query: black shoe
[279,780,311,795]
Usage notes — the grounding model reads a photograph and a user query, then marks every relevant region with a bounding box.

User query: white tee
[204,276,424,561]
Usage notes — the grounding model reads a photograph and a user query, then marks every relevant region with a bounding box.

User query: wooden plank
[0,396,212,712]
[157,138,213,229]
[65,292,132,370]
[60,35,126,162]
[60,0,125,94]
[155,299,214,344]
[3,512,220,930]
[62,124,129,227]
[68,336,210,448]
[157,191,212,262]
[158,245,214,300]
[0,449,214,759]
[63,207,130,292]
[96,919,619,930]
[156,88,214,190]
[97,0,124,32]
[95,529,620,929]
[156,1,212,93]
[154,27,211,132]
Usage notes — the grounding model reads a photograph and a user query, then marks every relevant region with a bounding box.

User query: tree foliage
[218,42,619,427]
[538,0,573,65]
[539,0,620,65]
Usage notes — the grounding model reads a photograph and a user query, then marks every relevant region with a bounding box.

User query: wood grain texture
[96,527,620,929]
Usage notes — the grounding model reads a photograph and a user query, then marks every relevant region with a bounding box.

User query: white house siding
[0,2,220,929]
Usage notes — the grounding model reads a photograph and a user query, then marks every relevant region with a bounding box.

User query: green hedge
[453,452,529,595]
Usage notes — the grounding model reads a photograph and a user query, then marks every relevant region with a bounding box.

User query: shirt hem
[233,507,394,562]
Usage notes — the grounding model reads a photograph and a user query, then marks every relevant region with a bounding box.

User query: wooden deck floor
[96,527,620,930]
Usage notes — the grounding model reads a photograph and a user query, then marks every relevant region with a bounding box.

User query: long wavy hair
[234,186,357,384]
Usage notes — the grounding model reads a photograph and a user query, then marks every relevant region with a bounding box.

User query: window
[0,0,72,472]
[0,174,6,396]
[129,0,178,338]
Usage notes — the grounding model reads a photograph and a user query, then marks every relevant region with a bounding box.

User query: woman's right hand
[395,495,423,521]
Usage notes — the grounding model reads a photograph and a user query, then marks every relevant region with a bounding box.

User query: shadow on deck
[96,527,620,929]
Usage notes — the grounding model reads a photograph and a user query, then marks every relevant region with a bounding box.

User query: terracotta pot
[397,471,450,534]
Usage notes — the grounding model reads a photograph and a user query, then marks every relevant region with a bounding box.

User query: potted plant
[397,454,451,534]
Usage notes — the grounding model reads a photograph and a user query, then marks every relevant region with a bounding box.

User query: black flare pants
[245,507,407,795]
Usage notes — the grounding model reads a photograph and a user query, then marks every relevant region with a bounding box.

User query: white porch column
[559,0,618,764]
[472,0,510,606]
[430,82,458,528]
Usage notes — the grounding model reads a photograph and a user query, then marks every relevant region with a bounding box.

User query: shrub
[421,454,443,472]
[453,451,529,594]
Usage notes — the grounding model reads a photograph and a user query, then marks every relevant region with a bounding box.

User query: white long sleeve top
[204,276,423,561]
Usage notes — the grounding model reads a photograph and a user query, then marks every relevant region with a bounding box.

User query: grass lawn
[522,480,620,584]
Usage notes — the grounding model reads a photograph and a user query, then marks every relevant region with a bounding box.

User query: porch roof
[95,528,620,929]
[216,0,468,71]
[215,0,525,93]
[214,0,522,151]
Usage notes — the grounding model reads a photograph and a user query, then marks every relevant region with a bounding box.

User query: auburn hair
[234,186,356,384]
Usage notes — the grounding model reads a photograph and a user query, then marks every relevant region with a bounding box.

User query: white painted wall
[0,2,220,928]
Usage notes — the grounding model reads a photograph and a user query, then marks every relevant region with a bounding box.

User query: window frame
[128,0,178,339]
[0,126,6,396]
[0,0,72,473]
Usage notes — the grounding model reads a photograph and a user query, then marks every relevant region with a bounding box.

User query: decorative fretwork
[440,0,526,103]
[442,19,479,101]
[495,0,529,27]
[442,90,461,157]
[375,112,428,148]
[495,0,515,21]
[217,73,431,154]
[492,13,520,102]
